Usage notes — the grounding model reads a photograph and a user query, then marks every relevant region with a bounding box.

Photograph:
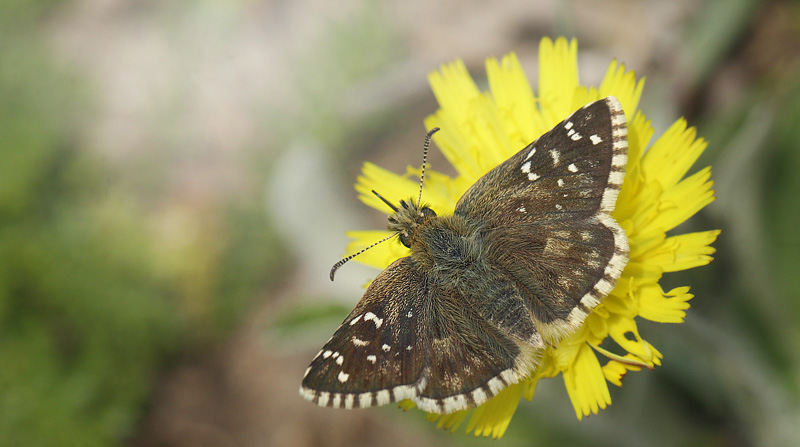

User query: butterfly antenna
[371,190,398,212]
[417,127,440,208]
[329,233,396,281]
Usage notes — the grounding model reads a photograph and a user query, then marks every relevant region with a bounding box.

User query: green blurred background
[1,0,798,446]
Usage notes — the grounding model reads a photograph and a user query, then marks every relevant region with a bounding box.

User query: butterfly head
[387,199,437,248]
[328,129,441,281]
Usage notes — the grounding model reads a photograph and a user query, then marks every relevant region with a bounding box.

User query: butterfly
[300,97,629,414]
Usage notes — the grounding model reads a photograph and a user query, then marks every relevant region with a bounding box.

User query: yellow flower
[346,37,719,439]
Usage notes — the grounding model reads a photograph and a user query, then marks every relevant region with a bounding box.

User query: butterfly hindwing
[484,220,624,341]
[456,97,629,341]
[413,275,542,413]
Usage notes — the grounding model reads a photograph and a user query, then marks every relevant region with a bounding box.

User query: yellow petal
[404,167,463,207]
[621,261,665,286]
[427,408,470,433]
[647,168,716,234]
[486,53,540,145]
[606,317,661,365]
[355,162,421,212]
[601,355,648,386]
[464,383,524,439]
[603,291,636,317]
[598,61,645,119]
[563,344,611,419]
[522,375,542,401]
[538,37,579,125]
[639,230,720,272]
[622,111,654,184]
[641,119,709,189]
[426,60,487,179]
[637,284,693,323]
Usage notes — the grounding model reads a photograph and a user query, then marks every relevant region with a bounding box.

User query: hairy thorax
[388,200,488,290]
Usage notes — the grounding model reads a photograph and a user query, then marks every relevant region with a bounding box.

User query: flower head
[347,37,719,439]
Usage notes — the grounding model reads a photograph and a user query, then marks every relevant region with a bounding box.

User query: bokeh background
[2,0,799,446]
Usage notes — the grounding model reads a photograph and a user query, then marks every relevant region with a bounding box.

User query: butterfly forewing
[301,257,537,414]
[456,97,626,225]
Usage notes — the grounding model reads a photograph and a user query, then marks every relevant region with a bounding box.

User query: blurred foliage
[0,1,287,446]
[271,301,353,340]
[278,0,401,149]
[763,81,800,329]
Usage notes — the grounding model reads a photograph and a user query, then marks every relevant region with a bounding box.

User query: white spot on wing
[516,205,526,213]
[500,369,516,384]
[364,312,383,329]
[338,371,349,383]
[352,337,369,346]
[349,315,361,325]
[609,170,625,186]
[367,355,376,364]
[407,310,413,318]
[382,344,391,352]
[528,173,540,181]
[565,121,573,130]
[570,132,582,141]
[557,178,564,187]
[472,388,487,404]
[550,150,560,165]
[590,134,603,145]
[521,161,531,174]
[376,390,390,405]
[568,163,578,172]
[525,147,537,160]
[442,395,467,413]
[595,278,613,295]
[555,204,563,210]
[336,356,344,365]
[323,350,332,358]
[487,377,504,394]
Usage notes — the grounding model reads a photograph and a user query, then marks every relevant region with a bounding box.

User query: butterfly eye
[419,207,437,219]
[399,232,411,248]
